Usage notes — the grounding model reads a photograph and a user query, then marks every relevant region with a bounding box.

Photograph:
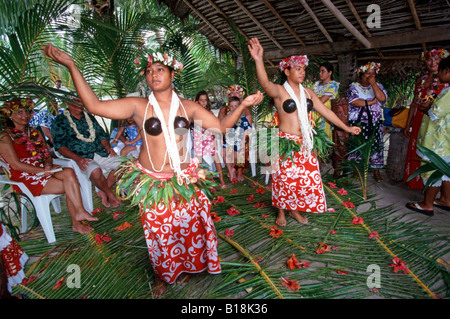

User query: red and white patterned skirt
[271,131,327,213]
[0,222,28,292]
[136,161,221,284]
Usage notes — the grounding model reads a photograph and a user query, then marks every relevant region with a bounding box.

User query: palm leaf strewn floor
[10,170,450,299]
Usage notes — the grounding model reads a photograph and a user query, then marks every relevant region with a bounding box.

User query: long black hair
[320,62,334,80]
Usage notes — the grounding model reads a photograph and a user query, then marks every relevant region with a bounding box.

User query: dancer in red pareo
[248,38,361,226]
[44,44,263,297]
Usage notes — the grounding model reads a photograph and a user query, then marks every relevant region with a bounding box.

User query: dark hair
[228,96,241,104]
[320,62,334,80]
[194,90,211,111]
[438,56,450,70]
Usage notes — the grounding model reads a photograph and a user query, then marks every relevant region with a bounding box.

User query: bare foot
[72,221,94,234]
[108,194,122,208]
[276,210,286,227]
[152,276,167,298]
[228,168,236,183]
[75,210,98,222]
[97,190,110,208]
[289,211,308,224]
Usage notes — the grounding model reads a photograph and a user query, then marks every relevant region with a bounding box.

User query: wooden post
[337,52,357,90]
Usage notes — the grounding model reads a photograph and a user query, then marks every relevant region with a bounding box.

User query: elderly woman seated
[0,99,97,235]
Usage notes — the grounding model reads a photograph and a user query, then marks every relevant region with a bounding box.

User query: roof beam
[262,0,305,46]
[204,0,250,42]
[233,0,284,50]
[407,0,427,52]
[180,0,239,54]
[298,0,333,43]
[344,0,383,58]
[320,0,372,49]
[263,25,449,60]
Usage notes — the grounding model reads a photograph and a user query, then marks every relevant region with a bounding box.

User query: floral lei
[134,50,184,76]
[10,127,49,163]
[279,55,309,71]
[64,110,96,143]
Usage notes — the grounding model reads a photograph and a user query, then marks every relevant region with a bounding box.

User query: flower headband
[357,61,381,75]
[1,99,34,117]
[134,50,184,75]
[279,55,309,71]
[225,84,244,96]
[420,48,449,62]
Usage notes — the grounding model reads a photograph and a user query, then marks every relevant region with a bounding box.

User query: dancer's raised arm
[248,38,282,100]
[43,44,136,120]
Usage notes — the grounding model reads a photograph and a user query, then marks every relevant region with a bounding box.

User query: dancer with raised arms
[248,38,361,227]
[43,44,263,297]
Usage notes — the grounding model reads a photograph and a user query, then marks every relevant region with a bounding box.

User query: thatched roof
[158,0,450,81]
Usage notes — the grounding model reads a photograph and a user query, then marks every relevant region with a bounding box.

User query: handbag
[390,107,409,128]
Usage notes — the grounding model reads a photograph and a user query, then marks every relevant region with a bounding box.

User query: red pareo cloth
[136,161,221,284]
[0,222,28,292]
[2,137,51,196]
[271,131,327,213]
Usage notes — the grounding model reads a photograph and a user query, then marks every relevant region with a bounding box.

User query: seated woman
[0,99,97,235]
[111,117,142,158]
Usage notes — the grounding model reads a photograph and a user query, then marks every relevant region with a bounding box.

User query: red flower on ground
[315,243,331,254]
[246,194,255,202]
[115,222,132,231]
[327,182,337,188]
[336,270,348,275]
[327,207,336,212]
[254,202,268,209]
[255,187,265,194]
[211,212,221,222]
[388,257,408,274]
[21,275,36,285]
[337,188,348,195]
[226,206,240,216]
[351,216,363,225]
[281,277,300,291]
[52,277,66,290]
[269,226,283,238]
[95,233,111,244]
[369,231,379,239]
[92,208,102,215]
[230,189,238,194]
[286,254,309,269]
[225,228,235,237]
[342,201,356,208]
[113,211,123,219]
[261,214,270,218]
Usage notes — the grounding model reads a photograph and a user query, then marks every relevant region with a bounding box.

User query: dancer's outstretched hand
[241,90,264,108]
[348,126,361,135]
[43,44,75,68]
[248,38,264,62]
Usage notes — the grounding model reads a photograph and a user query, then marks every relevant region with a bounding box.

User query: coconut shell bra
[144,115,190,136]
[282,98,314,113]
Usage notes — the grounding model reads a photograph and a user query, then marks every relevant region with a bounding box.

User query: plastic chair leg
[51,198,62,214]
[34,199,56,243]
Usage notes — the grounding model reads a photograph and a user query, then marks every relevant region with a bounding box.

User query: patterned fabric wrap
[271,131,327,213]
[118,159,221,284]
[347,82,387,169]
[0,222,28,292]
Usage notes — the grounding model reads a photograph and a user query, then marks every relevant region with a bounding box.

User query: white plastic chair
[53,151,93,212]
[0,160,62,243]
